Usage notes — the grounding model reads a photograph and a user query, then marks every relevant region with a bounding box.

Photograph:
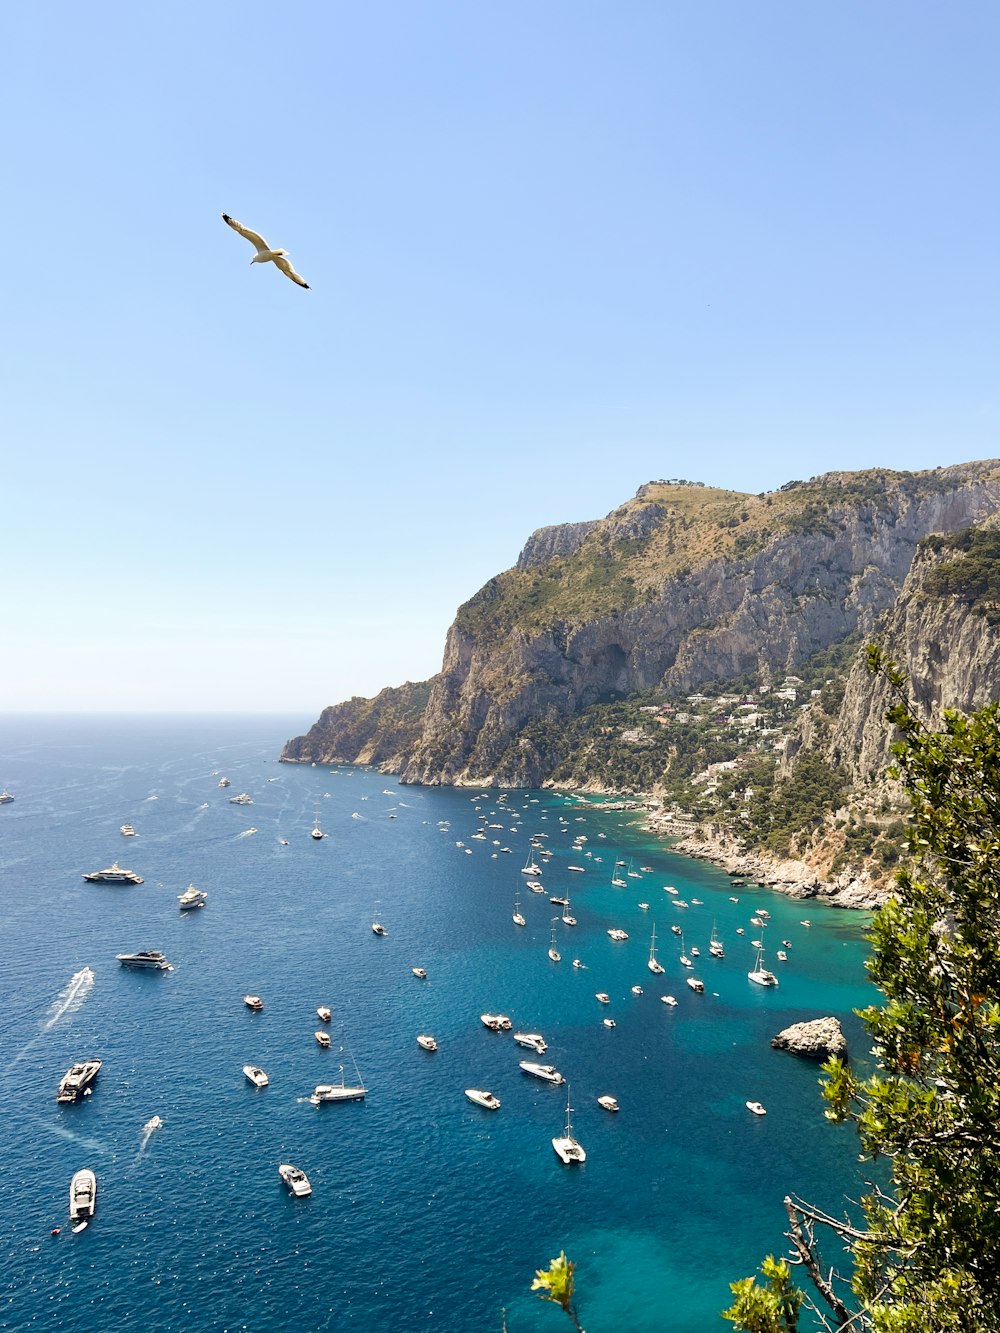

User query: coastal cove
[1,715,874,1332]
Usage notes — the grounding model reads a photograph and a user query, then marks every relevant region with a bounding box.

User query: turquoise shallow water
[0,716,874,1332]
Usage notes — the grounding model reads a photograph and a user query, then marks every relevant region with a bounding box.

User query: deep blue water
[0,715,875,1332]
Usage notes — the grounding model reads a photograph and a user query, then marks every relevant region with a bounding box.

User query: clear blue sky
[4,2,999,712]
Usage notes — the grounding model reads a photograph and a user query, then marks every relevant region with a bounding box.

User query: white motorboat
[116,950,172,970]
[243,994,264,1011]
[776,950,788,962]
[412,967,427,979]
[638,901,650,910]
[243,1064,269,1088]
[316,1006,332,1022]
[228,792,253,805]
[416,1034,437,1051]
[595,992,610,1004]
[465,1088,501,1110]
[525,879,545,894]
[178,884,207,911]
[513,1031,547,1053]
[371,901,387,935]
[83,863,143,885]
[602,1017,616,1028]
[310,1063,367,1102]
[661,994,678,1006]
[278,1163,312,1196]
[597,1094,619,1112]
[519,1060,564,1084]
[217,777,231,787]
[315,1030,331,1048]
[647,924,665,974]
[567,865,585,873]
[0,790,15,803]
[607,928,628,941]
[746,1101,767,1117]
[69,1168,97,1231]
[56,1059,102,1103]
[631,985,643,995]
[572,958,586,969]
[690,946,701,957]
[480,1013,512,1031]
[686,977,705,993]
[512,892,526,927]
[119,823,136,837]
[552,1086,586,1164]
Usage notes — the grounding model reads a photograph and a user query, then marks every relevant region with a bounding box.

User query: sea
[0,715,876,1333]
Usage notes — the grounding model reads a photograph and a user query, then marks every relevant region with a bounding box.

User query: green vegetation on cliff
[922,526,1000,623]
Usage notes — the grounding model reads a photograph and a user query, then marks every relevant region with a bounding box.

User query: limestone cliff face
[825,540,1000,785]
[280,680,433,769]
[398,465,1000,785]
[283,462,1000,785]
[516,520,600,569]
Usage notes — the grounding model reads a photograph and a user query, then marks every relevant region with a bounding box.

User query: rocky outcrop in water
[771,1017,847,1060]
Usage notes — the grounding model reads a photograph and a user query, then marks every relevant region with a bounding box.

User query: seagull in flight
[222,213,310,288]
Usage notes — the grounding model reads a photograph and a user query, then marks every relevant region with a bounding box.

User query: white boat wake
[135,1115,164,1160]
[44,967,95,1030]
[237,827,258,837]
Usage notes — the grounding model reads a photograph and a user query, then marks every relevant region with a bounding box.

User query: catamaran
[552,1085,586,1164]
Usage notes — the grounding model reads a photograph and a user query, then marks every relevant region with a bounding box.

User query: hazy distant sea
[0,715,873,1332]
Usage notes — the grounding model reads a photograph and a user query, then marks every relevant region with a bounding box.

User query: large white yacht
[513,1032,547,1053]
[480,1013,512,1031]
[178,884,207,911]
[278,1163,312,1196]
[69,1168,97,1231]
[552,1087,586,1164]
[116,949,172,970]
[416,1034,437,1051]
[0,790,14,804]
[228,792,253,805]
[119,823,136,837]
[243,994,264,1010]
[83,863,143,885]
[56,1059,102,1103]
[519,1061,564,1084]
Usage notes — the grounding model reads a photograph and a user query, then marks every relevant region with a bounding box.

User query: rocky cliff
[821,524,1000,786]
[283,461,1000,787]
[281,679,433,768]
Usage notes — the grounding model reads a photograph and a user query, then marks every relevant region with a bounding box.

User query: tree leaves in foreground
[725,645,1000,1332]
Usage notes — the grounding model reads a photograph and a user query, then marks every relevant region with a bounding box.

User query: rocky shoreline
[644,813,888,910]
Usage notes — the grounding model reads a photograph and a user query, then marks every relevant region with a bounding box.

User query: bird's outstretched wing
[222,213,270,253]
[274,254,310,289]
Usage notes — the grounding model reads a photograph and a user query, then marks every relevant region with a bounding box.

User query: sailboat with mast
[311,806,324,840]
[709,922,725,958]
[747,932,778,987]
[552,1085,586,1164]
[678,933,693,968]
[647,923,665,974]
[547,922,561,963]
[512,891,526,927]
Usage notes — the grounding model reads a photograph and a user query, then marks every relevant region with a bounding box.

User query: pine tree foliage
[724,646,1000,1333]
